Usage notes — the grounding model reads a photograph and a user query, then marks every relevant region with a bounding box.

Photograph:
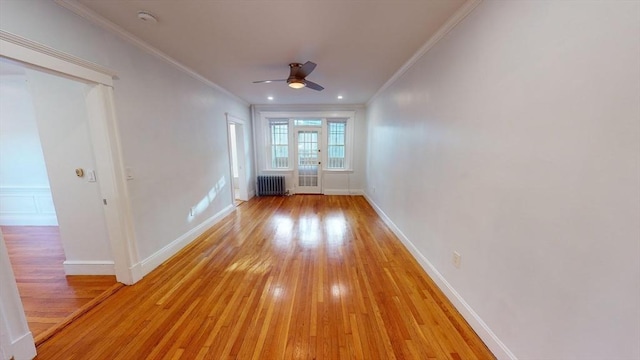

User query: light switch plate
[87,170,96,182]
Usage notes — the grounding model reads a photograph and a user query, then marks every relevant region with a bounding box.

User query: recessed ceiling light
[137,11,158,23]
[267,96,274,101]
[337,95,343,100]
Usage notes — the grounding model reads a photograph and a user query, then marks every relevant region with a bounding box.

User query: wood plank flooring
[35,196,495,359]
[2,226,118,340]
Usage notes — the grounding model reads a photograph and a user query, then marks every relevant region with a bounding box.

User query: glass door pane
[296,129,321,193]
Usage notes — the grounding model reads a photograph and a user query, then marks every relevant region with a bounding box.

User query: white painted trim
[85,85,140,285]
[54,0,249,107]
[0,186,58,226]
[252,104,366,111]
[363,193,517,360]
[0,29,115,86]
[0,233,36,360]
[128,263,144,284]
[257,111,357,119]
[0,185,52,192]
[0,306,10,360]
[0,216,57,227]
[63,260,115,275]
[367,0,482,105]
[139,204,235,277]
[323,189,364,196]
[10,331,36,360]
[226,113,250,202]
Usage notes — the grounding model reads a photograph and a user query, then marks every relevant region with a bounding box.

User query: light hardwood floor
[2,226,119,342]
[35,195,494,359]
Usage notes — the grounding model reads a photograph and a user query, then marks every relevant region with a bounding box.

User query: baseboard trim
[0,215,58,226]
[128,262,144,284]
[363,193,517,360]
[323,189,365,195]
[11,331,36,360]
[63,260,115,275]
[139,204,235,277]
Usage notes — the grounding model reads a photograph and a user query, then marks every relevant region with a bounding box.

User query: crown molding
[54,0,249,107]
[252,103,365,112]
[367,0,482,105]
[0,29,116,85]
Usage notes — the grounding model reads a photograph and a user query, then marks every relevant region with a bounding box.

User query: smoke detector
[137,11,158,23]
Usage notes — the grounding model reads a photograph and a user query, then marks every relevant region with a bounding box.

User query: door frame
[225,113,249,202]
[0,30,140,285]
[294,127,323,194]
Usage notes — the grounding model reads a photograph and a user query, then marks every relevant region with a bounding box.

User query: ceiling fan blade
[305,80,324,91]
[297,61,317,78]
[253,79,287,83]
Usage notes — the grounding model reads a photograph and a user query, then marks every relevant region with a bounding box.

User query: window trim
[325,118,348,170]
[258,111,355,172]
[267,118,290,170]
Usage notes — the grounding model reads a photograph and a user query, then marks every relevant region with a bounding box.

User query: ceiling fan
[253,61,324,91]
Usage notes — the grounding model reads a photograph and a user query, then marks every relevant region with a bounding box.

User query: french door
[295,128,322,194]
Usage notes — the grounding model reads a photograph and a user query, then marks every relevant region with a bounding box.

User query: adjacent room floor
[34,196,495,359]
[2,226,119,343]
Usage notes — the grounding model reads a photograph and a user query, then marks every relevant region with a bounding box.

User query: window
[327,119,347,169]
[294,119,322,126]
[269,119,289,168]
[260,111,354,172]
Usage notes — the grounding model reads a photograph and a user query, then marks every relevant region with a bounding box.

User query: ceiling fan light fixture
[288,80,306,89]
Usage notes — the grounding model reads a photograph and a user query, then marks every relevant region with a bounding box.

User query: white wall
[252,104,367,195]
[0,73,57,226]
[0,0,251,265]
[366,1,640,359]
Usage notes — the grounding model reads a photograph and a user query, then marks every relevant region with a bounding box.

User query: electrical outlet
[452,251,461,269]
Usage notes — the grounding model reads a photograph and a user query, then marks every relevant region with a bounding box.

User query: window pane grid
[327,121,346,169]
[298,131,319,187]
[270,120,288,168]
[294,119,322,126]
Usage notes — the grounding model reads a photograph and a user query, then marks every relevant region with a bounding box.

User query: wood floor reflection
[2,226,118,341]
[35,195,494,359]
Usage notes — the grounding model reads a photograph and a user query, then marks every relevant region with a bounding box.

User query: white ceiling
[71,0,467,105]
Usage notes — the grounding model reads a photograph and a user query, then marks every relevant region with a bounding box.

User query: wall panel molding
[0,186,58,226]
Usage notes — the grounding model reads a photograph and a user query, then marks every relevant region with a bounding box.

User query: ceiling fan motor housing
[287,63,305,86]
[253,61,323,91]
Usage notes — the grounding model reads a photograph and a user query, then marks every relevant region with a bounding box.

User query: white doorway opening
[0,31,139,285]
[295,128,322,194]
[226,113,249,204]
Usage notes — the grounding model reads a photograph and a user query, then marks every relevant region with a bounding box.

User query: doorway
[295,128,322,194]
[1,31,137,358]
[0,57,120,342]
[226,114,249,205]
